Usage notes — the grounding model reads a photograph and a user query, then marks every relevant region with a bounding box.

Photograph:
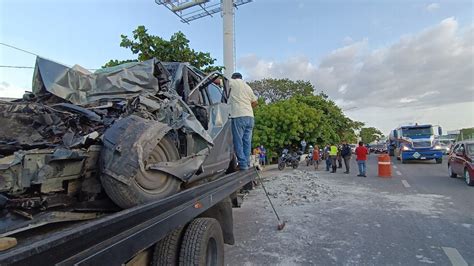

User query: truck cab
[389,124,444,164]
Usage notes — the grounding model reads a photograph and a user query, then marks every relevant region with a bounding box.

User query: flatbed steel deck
[0,169,256,265]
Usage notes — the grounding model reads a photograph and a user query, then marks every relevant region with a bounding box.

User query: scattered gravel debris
[259,169,338,206]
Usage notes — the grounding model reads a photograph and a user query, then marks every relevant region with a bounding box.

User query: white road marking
[396,170,402,176]
[442,247,468,266]
[401,180,411,188]
[393,165,398,169]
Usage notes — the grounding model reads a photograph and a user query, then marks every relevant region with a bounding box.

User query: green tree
[104,26,222,72]
[248,78,314,103]
[252,93,363,162]
[359,127,384,144]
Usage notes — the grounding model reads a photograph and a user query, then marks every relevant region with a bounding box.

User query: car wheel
[448,164,457,178]
[465,168,474,186]
[435,158,442,164]
[101,135,182,209]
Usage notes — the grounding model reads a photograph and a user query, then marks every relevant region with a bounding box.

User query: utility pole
[222,0,234,77]
[155,0,252,78]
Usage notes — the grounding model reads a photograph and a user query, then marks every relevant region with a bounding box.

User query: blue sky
[1,0,473,133]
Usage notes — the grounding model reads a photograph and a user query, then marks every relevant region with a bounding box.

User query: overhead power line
[0,42,98,71]
[0,42,40,57]
[0,65,34,69]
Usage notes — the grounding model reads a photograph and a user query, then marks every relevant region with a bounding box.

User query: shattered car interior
[0,57,235,235]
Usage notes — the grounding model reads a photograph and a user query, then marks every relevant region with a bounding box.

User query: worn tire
[179,218,224,266]
[278,161,285,171]
[101,135,181,209]
[151,227,184,266]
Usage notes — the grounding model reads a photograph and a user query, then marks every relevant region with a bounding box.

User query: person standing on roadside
[329,144,338,173]
[324,144,331,171]
[229,73,258,170]
[341,141,352,174]
[301,139,307,153]
[259,145,266,167]
[355,141,368,177]
[313,145,320,169]
[337,145,343,168]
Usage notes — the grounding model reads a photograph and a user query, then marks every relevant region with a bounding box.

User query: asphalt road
[225,154,473,265]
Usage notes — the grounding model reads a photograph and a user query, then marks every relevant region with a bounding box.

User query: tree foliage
[104,26,222,72]
[359,127,384,144]
[252,94,363,161]
[248,78,313,103]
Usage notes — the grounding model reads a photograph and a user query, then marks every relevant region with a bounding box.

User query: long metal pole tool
[254,167,286,230]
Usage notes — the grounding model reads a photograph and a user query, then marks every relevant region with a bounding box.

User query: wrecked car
[0,57,236,217]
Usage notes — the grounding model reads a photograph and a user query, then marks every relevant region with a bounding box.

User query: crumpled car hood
[32,57,167,105]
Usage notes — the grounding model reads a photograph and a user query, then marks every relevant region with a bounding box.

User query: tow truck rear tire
[179,218,224,266]
[151,227,184,266]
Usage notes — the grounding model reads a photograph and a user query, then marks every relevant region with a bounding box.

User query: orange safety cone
[378,154,392,177]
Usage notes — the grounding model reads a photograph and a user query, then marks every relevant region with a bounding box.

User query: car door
[453,144,465,175]
[187,72,232,179]
[449,144,459,173]
[200,81,233,174]
[457,144,467,174]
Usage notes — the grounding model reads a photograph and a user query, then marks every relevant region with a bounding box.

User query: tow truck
[0,57,257,265]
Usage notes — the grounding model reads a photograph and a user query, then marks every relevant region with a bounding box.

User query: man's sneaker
[357,174,362,177]
[363,175,367,177]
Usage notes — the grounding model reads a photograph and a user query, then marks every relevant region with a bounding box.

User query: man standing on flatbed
[228,72,258,170]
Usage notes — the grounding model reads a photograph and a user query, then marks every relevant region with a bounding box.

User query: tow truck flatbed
[0,169,256,265]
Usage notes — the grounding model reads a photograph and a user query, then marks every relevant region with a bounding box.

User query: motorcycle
[278,150,300,170]
[305,154,314,166]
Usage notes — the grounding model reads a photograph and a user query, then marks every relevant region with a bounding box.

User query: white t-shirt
[228,79,257,118]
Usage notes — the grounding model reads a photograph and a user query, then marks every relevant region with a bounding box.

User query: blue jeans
[326,158,332,171]
[231,117,254,169]
[357,160,366,175]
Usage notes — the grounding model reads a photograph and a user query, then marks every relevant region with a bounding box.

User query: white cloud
[238,18,474,131]
[425,3,440,12]
[342,36,353,45]
[338,84,348,94]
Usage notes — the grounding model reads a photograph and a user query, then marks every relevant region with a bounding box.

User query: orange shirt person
[312,145,320,169]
